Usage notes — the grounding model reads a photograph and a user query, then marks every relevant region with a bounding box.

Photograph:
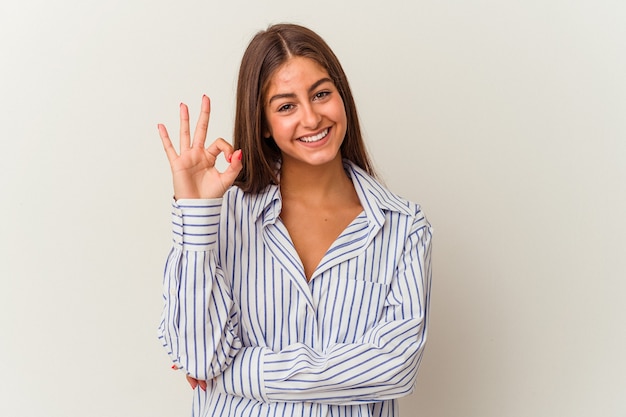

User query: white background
[1,1,625,416]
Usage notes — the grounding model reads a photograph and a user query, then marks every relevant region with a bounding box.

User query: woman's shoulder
[345,160,425,219]
[222,183,281,220]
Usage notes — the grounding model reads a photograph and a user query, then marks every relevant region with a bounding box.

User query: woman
[157,23,433,417]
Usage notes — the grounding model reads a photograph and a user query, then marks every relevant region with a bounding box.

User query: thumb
[221,149,244,187]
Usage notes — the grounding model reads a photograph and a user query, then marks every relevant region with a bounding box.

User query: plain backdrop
[1,0,625,416]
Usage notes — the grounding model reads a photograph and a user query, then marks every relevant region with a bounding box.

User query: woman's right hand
[158,95,243,200]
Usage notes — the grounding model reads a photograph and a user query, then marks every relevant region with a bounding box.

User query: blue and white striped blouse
[158,161,433,417]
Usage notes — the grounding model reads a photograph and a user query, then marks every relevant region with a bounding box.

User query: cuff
[171,198,223,251]
[213,346,270,403]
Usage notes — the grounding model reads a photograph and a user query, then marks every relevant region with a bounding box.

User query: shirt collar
[346,160,414,227]
[248,160,414,227]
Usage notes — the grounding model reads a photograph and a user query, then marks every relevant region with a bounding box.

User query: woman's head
[233,23,375,193]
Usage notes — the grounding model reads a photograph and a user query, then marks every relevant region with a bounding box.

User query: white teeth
[299,128,328,143]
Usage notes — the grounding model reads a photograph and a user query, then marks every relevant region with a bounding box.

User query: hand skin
[171,365,208,391]
[158,95,243,200]
[160,95,240,390]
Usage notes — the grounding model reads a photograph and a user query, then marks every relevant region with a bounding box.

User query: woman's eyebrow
[268,77,333,104]
[308,77,333,94]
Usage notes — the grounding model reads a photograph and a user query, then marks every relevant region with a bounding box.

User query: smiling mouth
[298,128,329,143]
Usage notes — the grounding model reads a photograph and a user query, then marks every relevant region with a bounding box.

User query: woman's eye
[313,91,330,100]
[278,104,294,112]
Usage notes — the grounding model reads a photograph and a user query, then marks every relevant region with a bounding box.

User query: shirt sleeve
[157,198,242,381]
[214,215,433,404]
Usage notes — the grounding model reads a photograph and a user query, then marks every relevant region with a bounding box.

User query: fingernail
[171,364,177,370]
[237,150,242,161]
[227,154,232,163]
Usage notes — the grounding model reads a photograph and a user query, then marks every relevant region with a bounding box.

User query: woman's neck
[279,156,354,204]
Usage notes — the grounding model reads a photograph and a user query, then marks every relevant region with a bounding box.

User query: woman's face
[264,56,347,169]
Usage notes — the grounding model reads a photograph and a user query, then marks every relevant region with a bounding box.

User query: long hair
[233,23,376,193]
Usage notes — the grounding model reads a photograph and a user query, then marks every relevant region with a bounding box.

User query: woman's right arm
[157,197,242,381]
[156,95,243,382]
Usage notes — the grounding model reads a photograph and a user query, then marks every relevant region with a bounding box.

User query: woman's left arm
[213,216,433,404]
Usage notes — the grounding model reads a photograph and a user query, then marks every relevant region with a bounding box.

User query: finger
[192,95,211,149]
[158,124,179,164]
[224,146,237,163]
[198,380,207,392]
[185,375,198,390]
[205,137,235,161]
[179,102,191,150]
[219,149,244,187]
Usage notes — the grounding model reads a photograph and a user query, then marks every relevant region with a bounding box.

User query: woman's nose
[301,103,322,129]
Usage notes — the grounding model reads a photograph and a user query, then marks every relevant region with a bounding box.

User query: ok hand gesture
[158,95,242,200]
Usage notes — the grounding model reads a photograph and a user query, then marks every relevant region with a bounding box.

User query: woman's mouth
[298,128,329,143]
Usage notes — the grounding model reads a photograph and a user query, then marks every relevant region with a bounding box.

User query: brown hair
[233,23,376,193]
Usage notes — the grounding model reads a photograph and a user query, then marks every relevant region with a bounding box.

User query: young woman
[157,23,433,417]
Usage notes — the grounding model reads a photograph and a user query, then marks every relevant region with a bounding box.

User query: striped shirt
[158,161,433,417]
